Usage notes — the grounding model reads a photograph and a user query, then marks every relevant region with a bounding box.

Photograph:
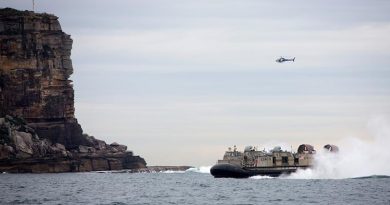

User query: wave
[159,166,212,174]
[250,175,275,180]
[161,170,186,174]
[94,170,131,174]
[90,166,212,174]
[185,166,211,174]
[351,175,390,179]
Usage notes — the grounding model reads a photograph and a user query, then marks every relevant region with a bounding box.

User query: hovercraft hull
[210,163,250,178]
[210,163,300,178]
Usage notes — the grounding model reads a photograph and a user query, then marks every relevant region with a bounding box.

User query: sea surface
[0,168,389,205]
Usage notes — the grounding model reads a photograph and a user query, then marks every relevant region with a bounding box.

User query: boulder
[0,144,14,159]
[78,145,96,153]
[49,143,68,157]
[78,145,89,153]
[110,142,120,146]
[94,139,107,150]
[54,143,66,151]
[84,134,107,150]
[110,142,127,152]
[32,139,51,157]
[12,131,33,156]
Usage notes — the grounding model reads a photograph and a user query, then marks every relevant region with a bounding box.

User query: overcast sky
[1,0,390,166]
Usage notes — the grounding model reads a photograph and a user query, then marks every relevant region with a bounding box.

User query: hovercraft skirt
[210,163,250,178]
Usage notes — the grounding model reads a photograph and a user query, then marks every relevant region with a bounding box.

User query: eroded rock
[0,8,146,173]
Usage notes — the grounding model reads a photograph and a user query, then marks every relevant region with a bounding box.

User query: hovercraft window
[282,156,288,164]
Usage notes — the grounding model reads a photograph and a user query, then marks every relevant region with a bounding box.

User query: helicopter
[276,57,295,63]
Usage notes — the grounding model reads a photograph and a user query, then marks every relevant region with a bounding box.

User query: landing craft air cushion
[210,144,338,178]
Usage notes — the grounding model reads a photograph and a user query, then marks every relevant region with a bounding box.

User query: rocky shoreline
[91,166,194,174]
[0,8,147,173]
[135,166,194,173]
[0,166,194,174]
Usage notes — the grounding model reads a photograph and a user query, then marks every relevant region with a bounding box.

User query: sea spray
[161,170,186,174]
[288,116,390,179]
[250,175,275,179]
[186,166,211,174]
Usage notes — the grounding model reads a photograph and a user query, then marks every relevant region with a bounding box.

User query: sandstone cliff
[0,8,146,173]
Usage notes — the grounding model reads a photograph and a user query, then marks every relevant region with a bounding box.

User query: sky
[1,0,390,166]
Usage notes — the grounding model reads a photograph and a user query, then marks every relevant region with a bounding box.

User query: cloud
[75,96,390,165]
[2,0,390,165]
[69,23,390,74]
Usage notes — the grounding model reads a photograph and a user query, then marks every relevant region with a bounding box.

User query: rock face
[0,8,146,173]
[0,8,84,148]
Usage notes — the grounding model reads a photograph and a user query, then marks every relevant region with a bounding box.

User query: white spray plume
[250,175,275,179]
[288,116,390,179]
[186,166,211,174]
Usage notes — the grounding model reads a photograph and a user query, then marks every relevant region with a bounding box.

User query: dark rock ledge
[0,115,146,173]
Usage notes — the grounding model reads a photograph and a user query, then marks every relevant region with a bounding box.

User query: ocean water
[1,168,389,205]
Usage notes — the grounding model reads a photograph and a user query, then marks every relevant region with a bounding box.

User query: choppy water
[0,169,389,205]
